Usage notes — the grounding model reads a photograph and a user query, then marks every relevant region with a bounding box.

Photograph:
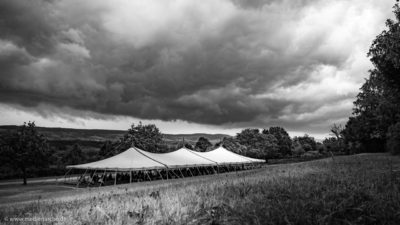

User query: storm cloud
[0,0,394,134]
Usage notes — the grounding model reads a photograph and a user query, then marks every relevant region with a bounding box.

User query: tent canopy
[66,146,265,171]
[66,147,166,171]
[135,148,217,168]
[188,146,265,165]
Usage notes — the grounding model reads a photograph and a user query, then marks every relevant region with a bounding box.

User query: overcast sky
[0,0,395,138]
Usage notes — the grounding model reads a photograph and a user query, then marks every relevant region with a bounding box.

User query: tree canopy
[0,122,50,185]
[62,143,86,165]
[263,127,292,156]
[343,3,400,153]
[195,137,212,152]
[124,122,164,152]
[236,128,279,159]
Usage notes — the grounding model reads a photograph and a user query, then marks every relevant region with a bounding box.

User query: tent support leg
[166,169,169,180]
[114,171,117,186]
[188,168,194,177]
[130,171,132,184]
[63,168,72,184]
[212,166,217,174]
[178,168,185,178]
[157,170,164,180]
[87,169,97,188]
[146,171,152,181]
[203,167,209,175]
[196,167,202,176]
[99,170,106,187]
[171,170,180,179]
[77,169,88,188]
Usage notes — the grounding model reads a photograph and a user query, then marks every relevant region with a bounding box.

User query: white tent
[187,146,265,165]
[66,146,265,171]
[135,147,217,168]
[66,147,166,171]
[237,153,266,163]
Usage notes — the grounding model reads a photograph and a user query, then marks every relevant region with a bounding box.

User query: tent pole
[130,170,132,184]
[146,170,152,181]
[99,170,106,187]
[196,167,202,175]
[114,171,117,186]
[166,169,169,180]
[63,168,72,184]
[188,168,194,177]
[171,170,180,178]
[77,168,88,188]
[178,168,185,178]
[204,167,209,175]
[87,169,97,188]
[212,166,217,174]
[157,170,164,180]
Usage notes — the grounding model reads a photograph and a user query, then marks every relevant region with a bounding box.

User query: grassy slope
[0,153,399,224]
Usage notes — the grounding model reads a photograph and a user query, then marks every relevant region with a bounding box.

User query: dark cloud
[0,0,394,134]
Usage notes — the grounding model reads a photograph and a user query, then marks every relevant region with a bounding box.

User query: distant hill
[0,125,231,147]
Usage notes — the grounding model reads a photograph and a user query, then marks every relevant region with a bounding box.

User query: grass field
[0,153,399,224]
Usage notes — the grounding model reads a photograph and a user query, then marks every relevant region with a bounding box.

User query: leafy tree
[236,128,279,159]
[62,143,86,165]
[0,122,49,185]
[195,137,212,152]
[323,137,342,153]
[343,3,400,153]
[324,124,346,153]
[184,143,194,150]
[236,128,261,148]
[292,141,305,156]
[263,127,292,156]
[124,122,164,152]
[98,140,114,159]
[293,135,317,152]
[218,137,247,154]
[176,138,194,150]
[368,3,400,89]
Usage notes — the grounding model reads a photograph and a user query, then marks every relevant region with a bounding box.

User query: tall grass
[1,153,399,224]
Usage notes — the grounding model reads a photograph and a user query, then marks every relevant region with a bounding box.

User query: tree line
[1,121,329,184]
[340,2,400,155]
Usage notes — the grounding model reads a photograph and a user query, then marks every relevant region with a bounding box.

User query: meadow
[0,153,399,224]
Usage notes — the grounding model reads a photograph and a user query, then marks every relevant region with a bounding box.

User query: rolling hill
[0,125,231,148]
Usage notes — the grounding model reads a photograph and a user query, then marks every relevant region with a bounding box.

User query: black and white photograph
[0,0,399,224]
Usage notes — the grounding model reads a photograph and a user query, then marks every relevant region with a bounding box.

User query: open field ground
[0,153,399,224]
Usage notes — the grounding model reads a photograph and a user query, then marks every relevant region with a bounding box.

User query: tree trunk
[22,167,27,185]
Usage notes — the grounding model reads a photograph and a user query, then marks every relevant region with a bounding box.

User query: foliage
[175,138,194,150]
[343,3,400,153]
[323,137,341,152]
[121,122,164,153]
[292,141,305,156]
[195,137,212,152]
[98,140,114,159]
[218,137,247,155]
[236,128,279,159]
[62,143,86,165]
[368,3,400,88]
[293,135,317,152]
[386,122,400,154]
[0,122,50,184]
[263,127,292,156]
